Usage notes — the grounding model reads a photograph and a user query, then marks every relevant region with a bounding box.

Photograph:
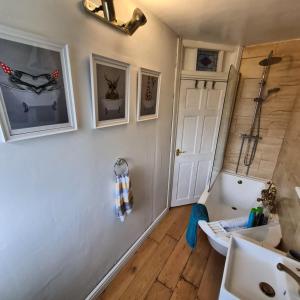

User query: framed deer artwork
[90,53,130,128]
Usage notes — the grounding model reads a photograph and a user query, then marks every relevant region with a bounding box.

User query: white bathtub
[198,172,282,256]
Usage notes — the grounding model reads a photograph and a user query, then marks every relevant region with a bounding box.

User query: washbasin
[220,236,300,300]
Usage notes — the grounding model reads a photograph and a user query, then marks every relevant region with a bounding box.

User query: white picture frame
[137,68,161,122]
[90,53,130,129]
[0,24,77,142]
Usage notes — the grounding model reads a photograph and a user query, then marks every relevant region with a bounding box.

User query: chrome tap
[257,181,277,214]
[277,263,300,294]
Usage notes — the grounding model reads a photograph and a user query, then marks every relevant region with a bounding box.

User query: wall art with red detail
[0,25,77,142]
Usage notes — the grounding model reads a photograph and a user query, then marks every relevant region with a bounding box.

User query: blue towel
[186,203,209,249]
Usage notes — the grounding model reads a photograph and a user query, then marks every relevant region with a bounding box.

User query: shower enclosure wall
[235,51,281,175]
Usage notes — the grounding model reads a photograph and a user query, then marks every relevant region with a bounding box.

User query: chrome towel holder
[114,158,129,177]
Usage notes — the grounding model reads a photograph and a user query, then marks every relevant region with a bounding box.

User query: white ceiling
[138,0,300,45]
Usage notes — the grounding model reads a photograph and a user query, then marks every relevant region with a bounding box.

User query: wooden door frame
[166,40,243,208]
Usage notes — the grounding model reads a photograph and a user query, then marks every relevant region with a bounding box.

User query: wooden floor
[98,205,225,300]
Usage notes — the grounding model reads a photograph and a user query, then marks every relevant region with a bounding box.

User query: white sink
[220,236,300,300]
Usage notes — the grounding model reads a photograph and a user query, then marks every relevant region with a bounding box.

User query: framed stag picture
[0,25,77,142]
[137,68,161,122]
[90,53,130,128]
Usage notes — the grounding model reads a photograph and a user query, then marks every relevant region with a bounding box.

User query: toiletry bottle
[246,208,256,228]
[254,207,264,226]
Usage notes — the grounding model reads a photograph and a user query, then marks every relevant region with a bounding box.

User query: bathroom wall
[223,41,300,179]
[273,102,300,252]
[272,59,300,251]
[0,1,177,300]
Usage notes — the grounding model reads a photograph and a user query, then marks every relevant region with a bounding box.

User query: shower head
[259,56,282,66]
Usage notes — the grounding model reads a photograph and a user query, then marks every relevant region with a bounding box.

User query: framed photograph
[137,68,161,122]
[90,53,130,128]
[0,25,77,142]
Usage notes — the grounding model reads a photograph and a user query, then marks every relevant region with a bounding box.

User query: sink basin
[220,236,300,300]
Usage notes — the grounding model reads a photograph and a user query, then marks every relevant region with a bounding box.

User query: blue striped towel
[115,175,133,222]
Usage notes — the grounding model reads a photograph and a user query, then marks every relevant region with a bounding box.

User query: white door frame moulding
[166,37,183,208]
[233,46,243,72]
[181,70,228,81]
[183,39,236,52]
[85,207,169,300]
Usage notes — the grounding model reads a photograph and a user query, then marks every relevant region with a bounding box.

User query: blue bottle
[246,208,256,228]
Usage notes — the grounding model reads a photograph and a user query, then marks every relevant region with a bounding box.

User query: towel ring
[114,158,129,177]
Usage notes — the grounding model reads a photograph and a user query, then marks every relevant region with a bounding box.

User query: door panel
[171,80,226,207]
[200,116,218,154]
[176,161,195,201]
[185,88,202,109]
[181,116,199,153]
[206,89,222,110]
[193,160,211,199]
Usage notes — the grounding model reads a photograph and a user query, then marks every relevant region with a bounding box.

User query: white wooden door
[171,80,226,207]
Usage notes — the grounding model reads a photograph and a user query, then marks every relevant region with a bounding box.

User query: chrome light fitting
[82,0,147,35]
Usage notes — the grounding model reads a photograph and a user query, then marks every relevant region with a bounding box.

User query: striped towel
[115,175,133,222]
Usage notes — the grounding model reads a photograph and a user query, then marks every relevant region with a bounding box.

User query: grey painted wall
[0,1,177,299]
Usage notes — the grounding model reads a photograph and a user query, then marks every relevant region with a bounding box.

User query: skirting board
[85,207,169,300]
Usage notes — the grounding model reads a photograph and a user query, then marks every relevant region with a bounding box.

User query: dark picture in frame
[90,53,130,128]
[137,68,161,122]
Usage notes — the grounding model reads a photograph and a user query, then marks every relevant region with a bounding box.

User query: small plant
[257,181,277,214]
[104,75,120,100]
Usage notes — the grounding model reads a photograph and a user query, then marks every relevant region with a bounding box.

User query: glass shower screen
[208,65,240,190]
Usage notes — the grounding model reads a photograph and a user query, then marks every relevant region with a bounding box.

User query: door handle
[176,149,186,156]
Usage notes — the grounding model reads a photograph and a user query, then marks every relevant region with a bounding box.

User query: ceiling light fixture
[82,0,147,36]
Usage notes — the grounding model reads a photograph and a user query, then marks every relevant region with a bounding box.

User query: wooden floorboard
[145,281,172,300]
[158,231,192,289]
[98,238,158,300]
[98,205,226,300]
[166,205,191,240]
[182,230,211,287]
[120,235,177,300]
[170,279,197,300]
[197,249,226,300]
[149,206,183,243]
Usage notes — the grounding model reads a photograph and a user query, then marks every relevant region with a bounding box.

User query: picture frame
[137,68,161,122]
[90,53,130,129]
[0,25,77,142]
